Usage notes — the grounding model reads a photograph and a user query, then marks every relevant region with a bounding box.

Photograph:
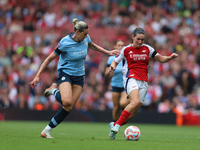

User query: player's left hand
[108,65,116,73]
[170,53,178,59]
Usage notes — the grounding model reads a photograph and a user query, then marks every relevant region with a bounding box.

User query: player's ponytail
[72,18,88,32]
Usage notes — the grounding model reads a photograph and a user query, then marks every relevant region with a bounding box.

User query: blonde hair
[72,18,88,32]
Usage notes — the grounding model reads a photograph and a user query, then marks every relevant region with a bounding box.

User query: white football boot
[41,129,54,138]
[109,123,120,140]
[44,83,58,97]
[109,122,115,140]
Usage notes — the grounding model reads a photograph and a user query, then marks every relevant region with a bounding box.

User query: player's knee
[120,101,128,108]
[130,99,140,107]
[62,100,72,109]
[113,105,120,110]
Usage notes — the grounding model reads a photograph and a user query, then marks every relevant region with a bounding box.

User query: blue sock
[54,90,63,105]
[49,108,69,128]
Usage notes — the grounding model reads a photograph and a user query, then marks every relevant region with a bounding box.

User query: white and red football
[124,126,141,141]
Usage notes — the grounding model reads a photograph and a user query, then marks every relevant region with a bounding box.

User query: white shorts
[123,78,148,104]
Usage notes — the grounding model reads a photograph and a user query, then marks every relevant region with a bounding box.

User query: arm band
[152,51,157,58]
[54,48,62,55]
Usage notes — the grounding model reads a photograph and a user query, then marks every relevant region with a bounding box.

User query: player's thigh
[71,84,83,106]
[120,91,129,106]
[59,82,73,101]
[112,92,121,106]
[128,89,140,104]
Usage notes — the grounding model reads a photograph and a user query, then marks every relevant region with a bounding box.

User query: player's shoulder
[122,44,132,51]
[142,44,154,49]
[83,34,91,44]
[60,34,71,43]
[124,44,132,49]
[86,34,91,39]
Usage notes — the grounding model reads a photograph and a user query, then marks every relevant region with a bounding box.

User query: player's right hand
[29,76,40,88]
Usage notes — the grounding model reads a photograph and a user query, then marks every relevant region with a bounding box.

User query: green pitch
[0,121,200,150]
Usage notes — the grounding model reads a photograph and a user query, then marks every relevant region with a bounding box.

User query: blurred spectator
[69,4,85,21]
[157,99,171,113]
[23,16,35,31]
[0,87,13,108]
[89,0,103,12]
[0,48,11,67]
[28,87,48,110]
[43,7,56,28]
[9,19,23,33]
[0,0,199,113]
[160,69,177,101]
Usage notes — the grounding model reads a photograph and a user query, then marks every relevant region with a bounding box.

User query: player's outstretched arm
[29,52,57,88]
[154,53,178,63]
[88,42,120,56]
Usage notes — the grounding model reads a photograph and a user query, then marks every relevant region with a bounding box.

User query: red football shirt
[115,44,157,82]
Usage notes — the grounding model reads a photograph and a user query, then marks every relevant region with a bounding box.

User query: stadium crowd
[0,0,200,117]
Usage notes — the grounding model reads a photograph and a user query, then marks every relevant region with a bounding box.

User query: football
[124,126,141,141]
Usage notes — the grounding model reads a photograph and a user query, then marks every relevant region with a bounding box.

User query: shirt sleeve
[146,44,157,58]
[115,47,125,63]
[57,37,67,52]
[54,48,62,56]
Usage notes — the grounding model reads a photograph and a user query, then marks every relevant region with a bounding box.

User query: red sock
[114,110,131,126]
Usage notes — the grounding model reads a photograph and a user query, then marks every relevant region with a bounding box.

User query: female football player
[108,27,178,140]
[105,39,129,122]
[29,18,120,138]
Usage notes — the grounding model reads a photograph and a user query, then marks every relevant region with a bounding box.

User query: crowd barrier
[0,108,176,124]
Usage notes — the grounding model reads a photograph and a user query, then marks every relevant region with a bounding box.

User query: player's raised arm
[154,53,178,63]
[88,42,120,56]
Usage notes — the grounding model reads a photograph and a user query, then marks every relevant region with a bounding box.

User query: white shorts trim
[123,78,148,103]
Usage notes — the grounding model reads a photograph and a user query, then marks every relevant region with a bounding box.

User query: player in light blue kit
[105,40,129,122]
[29,18,120,138]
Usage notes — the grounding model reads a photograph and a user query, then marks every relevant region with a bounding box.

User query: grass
[0,121,200,150]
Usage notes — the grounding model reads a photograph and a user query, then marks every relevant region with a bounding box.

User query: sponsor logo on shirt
[142,50,146,52]
[130,54,147,60]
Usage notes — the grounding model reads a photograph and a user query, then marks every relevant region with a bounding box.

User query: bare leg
[120,91,129,108]
[112,92,121,121]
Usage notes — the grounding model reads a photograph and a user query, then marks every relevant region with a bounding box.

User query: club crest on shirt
[129,51,133,54]
[84,42,87,46]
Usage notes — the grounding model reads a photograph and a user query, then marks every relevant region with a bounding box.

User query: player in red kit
[108,27,178,140]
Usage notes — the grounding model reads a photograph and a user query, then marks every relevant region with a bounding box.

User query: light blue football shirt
[54,33,92,76]
[107,56,123,88]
